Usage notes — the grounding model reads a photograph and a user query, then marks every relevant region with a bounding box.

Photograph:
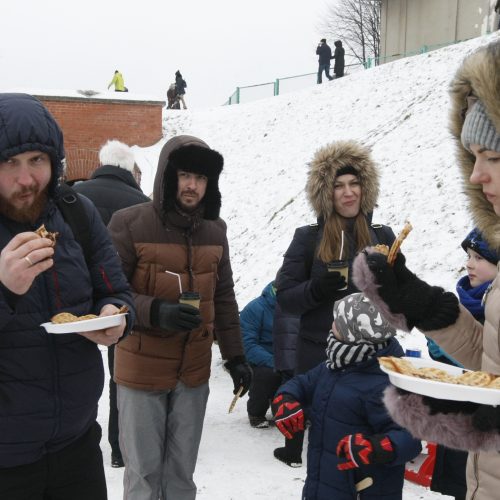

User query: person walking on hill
[72,139,150,469]
[316,39,333,84]
[175,70,188,109]
[352,40,500,500]
[0,93,134,500]
[107,134,252,500]
[108,70,128,92]
[273,140,395,467]
[333,40,345,78]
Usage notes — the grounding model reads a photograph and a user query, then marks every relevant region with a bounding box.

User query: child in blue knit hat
[428,227,498,365]
[457,227,498,322]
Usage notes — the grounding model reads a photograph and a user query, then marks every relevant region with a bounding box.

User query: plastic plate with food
[41,313,127,334]
[379,356,500,405]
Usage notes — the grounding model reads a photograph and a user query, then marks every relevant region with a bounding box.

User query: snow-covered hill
[114,33,500,499]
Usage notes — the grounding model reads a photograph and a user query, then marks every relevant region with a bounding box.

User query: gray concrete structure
[380,0,499,63]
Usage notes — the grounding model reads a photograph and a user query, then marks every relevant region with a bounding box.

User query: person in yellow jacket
[108,70,128,92]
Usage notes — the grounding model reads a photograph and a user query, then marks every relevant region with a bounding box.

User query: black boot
[273,430,304,467]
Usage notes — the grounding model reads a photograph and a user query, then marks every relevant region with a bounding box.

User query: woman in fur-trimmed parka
[352,40,500,500]
[273,141,395,466]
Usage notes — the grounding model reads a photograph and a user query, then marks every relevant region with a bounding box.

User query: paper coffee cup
[179,292,201,309]
[326,260,349,290]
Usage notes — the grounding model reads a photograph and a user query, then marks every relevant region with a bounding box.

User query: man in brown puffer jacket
[108,135,252,500]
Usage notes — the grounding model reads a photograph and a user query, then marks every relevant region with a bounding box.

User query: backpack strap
[304,224,320,278]
[56,184,92,266]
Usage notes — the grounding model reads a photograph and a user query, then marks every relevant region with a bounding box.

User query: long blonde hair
[317,213,371,262]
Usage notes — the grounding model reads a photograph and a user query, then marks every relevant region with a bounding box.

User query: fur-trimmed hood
[449,40,500,251]
[153,135,223,220]
[306,140,379,220]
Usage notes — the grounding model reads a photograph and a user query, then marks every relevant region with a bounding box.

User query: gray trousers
[118,381,209,500]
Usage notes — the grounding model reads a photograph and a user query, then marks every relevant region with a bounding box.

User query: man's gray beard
[0,188,48,224]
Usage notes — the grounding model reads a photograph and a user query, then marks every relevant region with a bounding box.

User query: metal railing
[224,38,475,105]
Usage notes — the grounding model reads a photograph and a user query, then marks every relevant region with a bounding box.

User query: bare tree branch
[320,0,382,66]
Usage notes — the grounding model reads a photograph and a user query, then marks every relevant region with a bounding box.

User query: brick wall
[36,95,164,180]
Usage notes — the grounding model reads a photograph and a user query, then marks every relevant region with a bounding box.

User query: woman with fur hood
[352,40,500,499]
[273,140,395,467]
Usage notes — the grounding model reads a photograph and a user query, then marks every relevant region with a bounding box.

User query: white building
[380,0,499,63]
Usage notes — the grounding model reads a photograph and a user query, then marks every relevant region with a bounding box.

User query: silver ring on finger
[24,255,34,266]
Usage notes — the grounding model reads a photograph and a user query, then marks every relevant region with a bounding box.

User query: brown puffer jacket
[424,41,500,500]
[108,135,243,390]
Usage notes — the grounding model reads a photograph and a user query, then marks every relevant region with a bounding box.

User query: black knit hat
[336,165,358,178]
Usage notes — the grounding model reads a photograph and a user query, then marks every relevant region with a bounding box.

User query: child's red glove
[336,433,394,470]
[271,393,304,439]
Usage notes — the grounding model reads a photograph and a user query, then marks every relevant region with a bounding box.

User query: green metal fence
[224,38,475,105]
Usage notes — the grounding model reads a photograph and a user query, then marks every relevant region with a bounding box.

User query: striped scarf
[325,331,388,371]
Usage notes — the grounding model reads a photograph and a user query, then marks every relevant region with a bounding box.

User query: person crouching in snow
[271,292,421,499]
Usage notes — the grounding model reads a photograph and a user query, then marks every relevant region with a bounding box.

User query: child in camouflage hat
[271,292,421,499]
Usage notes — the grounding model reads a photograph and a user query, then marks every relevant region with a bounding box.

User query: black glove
[224,355,253,396]
[271,393,305,439]
[336,433,394,470]
[421,394,479,415]
[155,301,202,331]
[310,271,346,301]
[471,405,500,432]
[365,251,459,331]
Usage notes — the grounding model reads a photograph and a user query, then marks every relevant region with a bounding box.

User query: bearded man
[0,93,135,500]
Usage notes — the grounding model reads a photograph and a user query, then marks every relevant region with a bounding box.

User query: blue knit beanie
[461,228,499,265]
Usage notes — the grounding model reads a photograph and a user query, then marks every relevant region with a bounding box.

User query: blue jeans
[317,63,332,83]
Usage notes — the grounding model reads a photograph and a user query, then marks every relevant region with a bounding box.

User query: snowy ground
[98,342,448,499]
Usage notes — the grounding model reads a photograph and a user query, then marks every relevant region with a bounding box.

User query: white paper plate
[41,313,127,334]
[379,357,500,405]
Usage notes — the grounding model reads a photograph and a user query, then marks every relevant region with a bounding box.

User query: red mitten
[336,433,394,471]
[271,394,304,439]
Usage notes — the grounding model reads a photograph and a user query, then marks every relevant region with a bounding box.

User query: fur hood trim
[153,135,223,220]
[383,385,500,452]
[352,248,411,331]
[449,40,500,251]
[306,140,379,219]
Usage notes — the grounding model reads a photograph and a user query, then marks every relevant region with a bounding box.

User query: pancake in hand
[35,224,59,246]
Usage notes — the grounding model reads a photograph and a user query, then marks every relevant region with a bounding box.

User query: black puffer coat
[278,222,393,373]
[0,93,134,468]
[316,42,332,65]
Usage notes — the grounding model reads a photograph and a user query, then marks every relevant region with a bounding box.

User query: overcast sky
[1,0,334,108]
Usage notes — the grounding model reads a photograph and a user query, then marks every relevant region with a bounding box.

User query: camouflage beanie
[333,292,396,345]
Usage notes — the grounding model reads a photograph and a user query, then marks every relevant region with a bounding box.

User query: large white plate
[41,313,127,334]
[379,356,500,405]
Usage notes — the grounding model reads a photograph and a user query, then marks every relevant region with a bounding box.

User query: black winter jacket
[72,165,150,225]
[316,43,332,65]
[0,196,134,468]
[277,221,394,373]
[333,41,345,75]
